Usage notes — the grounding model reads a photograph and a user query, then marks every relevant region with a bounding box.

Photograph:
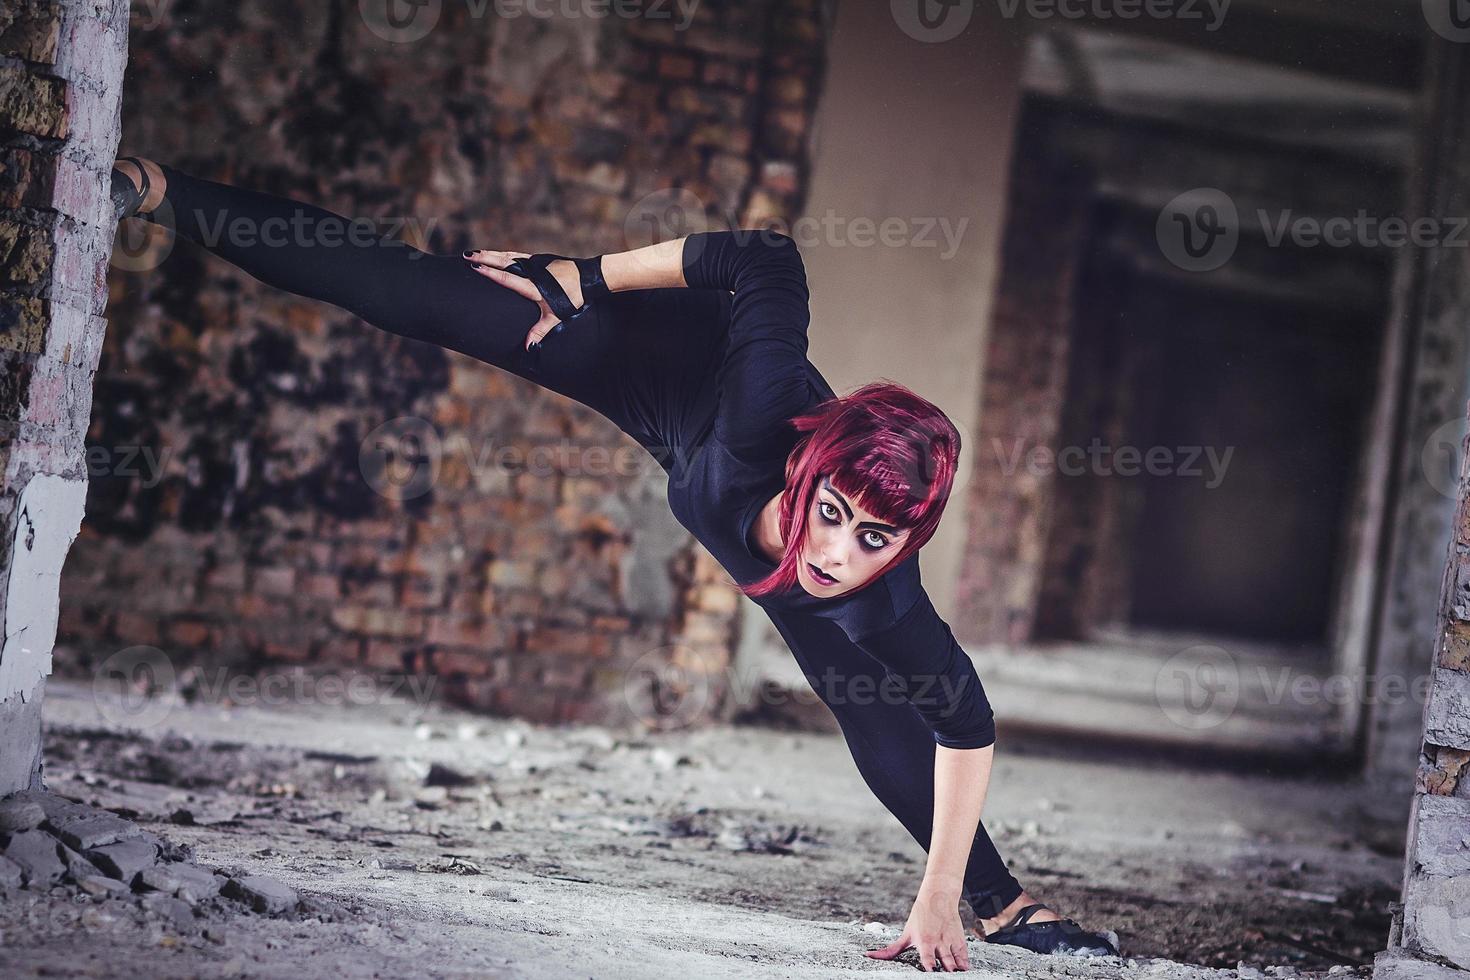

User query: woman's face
[796,475,911,597]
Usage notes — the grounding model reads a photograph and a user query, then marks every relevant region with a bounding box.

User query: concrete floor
[0,671,1407,979]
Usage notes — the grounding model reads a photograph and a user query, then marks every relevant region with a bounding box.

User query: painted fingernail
[552,323,565,334]
[463,250,474,258]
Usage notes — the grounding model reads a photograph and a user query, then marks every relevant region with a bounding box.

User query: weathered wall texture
[52,0,827,729]
[0,0,128,793]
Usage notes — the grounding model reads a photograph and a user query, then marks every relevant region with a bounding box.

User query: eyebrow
[820,478,903,535]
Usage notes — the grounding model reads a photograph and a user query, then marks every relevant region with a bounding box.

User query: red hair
[742,380,961,600]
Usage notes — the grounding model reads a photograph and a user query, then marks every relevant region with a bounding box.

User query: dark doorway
[1034,220,1386,647]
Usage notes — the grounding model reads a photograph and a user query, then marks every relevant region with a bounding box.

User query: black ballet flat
[502,253,611,347]
[983,903,1118,957]
[111,156,153,223]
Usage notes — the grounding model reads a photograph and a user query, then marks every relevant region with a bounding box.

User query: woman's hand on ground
[463,250,582,350]
[866,885,971,972]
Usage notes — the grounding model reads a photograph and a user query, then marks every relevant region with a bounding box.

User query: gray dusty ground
[0,670,1405,979]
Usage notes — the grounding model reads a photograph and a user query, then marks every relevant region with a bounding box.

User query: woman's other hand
[464,250,583,350]
[865,880,971,972]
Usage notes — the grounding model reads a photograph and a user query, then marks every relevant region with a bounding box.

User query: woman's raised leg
[131,161,627,421]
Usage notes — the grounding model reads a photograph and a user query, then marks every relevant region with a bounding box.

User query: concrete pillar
[1372,34,1470,980]
[0,0,129,793]
[1374,404,1470,973]
[1364,32,1470,790]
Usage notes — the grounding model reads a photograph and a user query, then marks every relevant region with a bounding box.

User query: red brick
[168,619,213,648]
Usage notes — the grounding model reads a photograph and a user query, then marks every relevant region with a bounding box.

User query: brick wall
[0,0,128,792]
[53,0,827,729]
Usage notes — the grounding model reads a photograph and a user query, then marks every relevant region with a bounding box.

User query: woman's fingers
[463,249,530,267]
[864,933,911,961]
[523,314,560,351]
[937,943,963,972]
[867,933,970,972]
[470,263,542,304]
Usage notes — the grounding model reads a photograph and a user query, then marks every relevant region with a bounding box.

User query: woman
[111,158,1119,970]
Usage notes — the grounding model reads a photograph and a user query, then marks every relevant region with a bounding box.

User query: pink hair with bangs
[741,380,961,600]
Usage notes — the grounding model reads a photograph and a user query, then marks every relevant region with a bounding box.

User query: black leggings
[149,164,1024,917]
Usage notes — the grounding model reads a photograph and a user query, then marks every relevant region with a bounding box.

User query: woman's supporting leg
[766,612,1025,919]
[146,162,628,422]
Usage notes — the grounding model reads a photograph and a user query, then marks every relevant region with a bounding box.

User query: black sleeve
[681,230,812,458]
[851,590,997,749]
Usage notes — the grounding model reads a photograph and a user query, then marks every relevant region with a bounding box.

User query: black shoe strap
[506,253,607,325]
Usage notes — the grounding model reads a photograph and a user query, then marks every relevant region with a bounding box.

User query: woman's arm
[858,593,995,971]
[602,238,690,291]
[870,745,991,972]
[468,231,813,456]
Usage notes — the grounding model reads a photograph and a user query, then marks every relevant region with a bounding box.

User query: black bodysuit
[153,164,1023,915]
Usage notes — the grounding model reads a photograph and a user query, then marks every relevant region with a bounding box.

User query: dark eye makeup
[817,499,890,551]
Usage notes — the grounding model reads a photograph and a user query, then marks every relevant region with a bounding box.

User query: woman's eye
[819,501,839,522]
[863,531,887,550]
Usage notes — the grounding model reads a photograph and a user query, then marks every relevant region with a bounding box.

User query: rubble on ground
[0,788,352,943]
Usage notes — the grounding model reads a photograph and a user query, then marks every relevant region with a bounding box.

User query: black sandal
[983,903,1118,957]
[111,156,153,223]
[502,253,611,348]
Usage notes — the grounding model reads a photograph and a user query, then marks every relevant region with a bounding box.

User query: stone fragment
[223,874,298,914]
[57,842,103,881]
[4,830,66,886]
[85,836,159,885]
[168,862,224,902]
[138,864,185,894]
[77,874,130,898]
[140,892,199,932]
[0,854,23,887]
[0,798,45,833]
[52,811,139,852]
